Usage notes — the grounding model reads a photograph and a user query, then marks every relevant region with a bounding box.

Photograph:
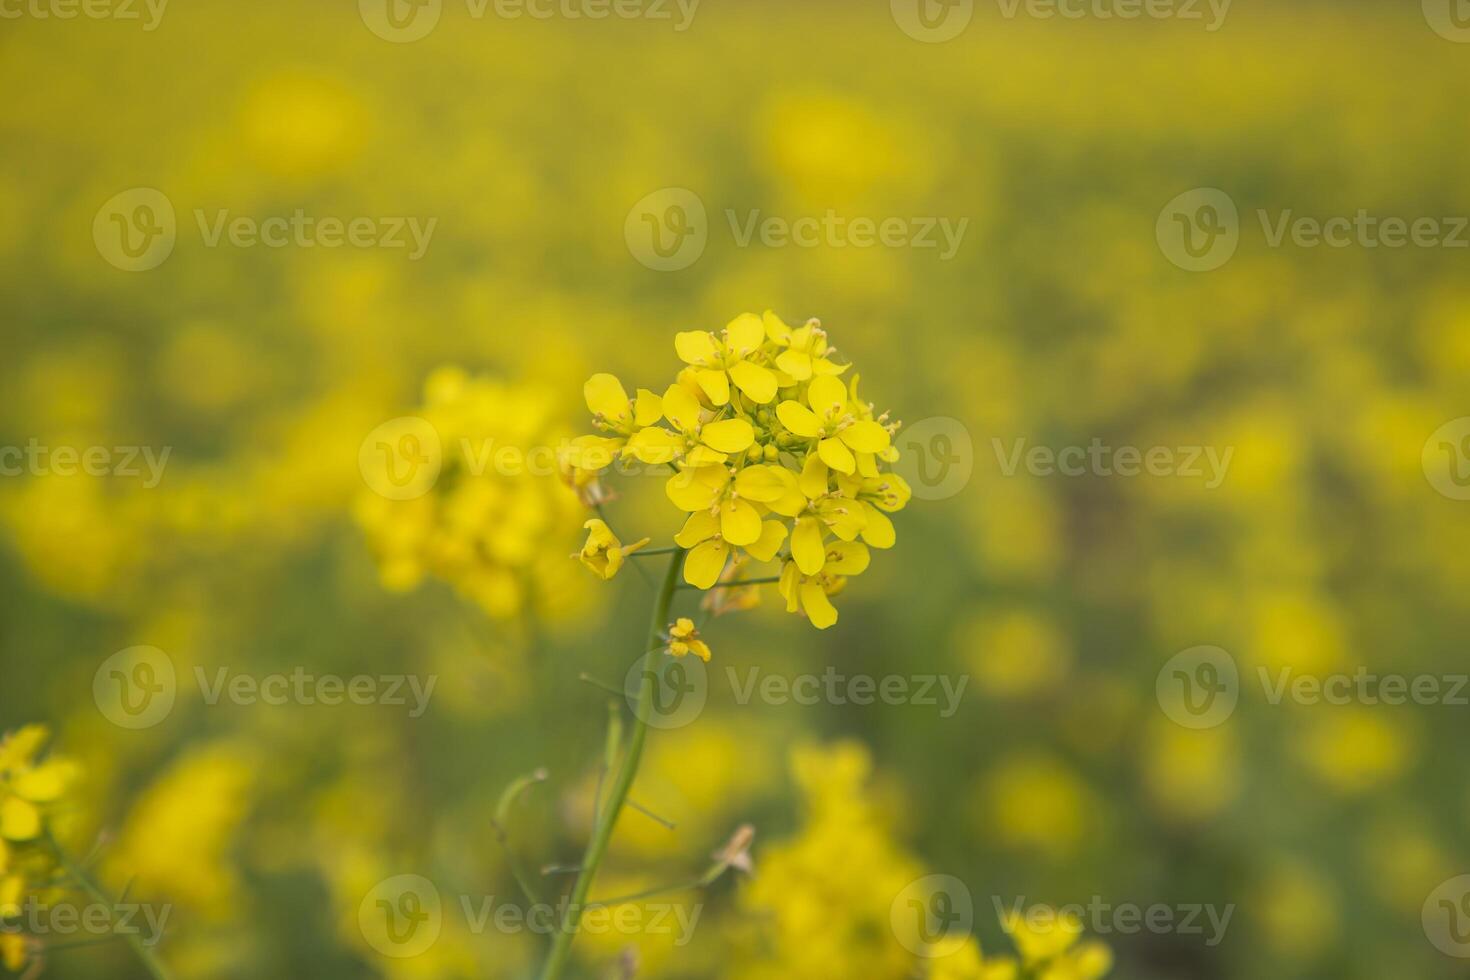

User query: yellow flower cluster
[0,726,80,972]
[356,368,587,619]
[570,312,910,629]
[730,741,924,978]
[927,907,1113,980]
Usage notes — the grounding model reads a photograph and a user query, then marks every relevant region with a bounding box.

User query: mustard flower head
[577,518,650,580]
[569,311,910,629]
[665,617,712,661]
[356,367,588,619]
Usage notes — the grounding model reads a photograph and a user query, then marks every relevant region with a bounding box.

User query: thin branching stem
[537,548,685,980]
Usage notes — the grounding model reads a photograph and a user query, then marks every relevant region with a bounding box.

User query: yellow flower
[666,617,712,661]
[576,372,665,472]
[356,369,589,620]
[571,311,908,629]
[777,547,867,630]
[1000,906,1112,980]
[630,383,755,467]
[0,726,77,843]
[578,518,650,580]
[776,374,890,474]
[674,313,780,406]
[763,311,849,381]
[1,933,31,972]
[0,726,81,975]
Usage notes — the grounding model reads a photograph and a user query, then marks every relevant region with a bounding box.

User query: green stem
[47,833,172,980]
[537,548,684,980]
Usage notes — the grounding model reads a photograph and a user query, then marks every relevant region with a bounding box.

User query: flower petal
[701,418,755,454]
[0,798,40,842]
[779,560,800,611]
[728,360,777,404]
[859,502,896,548]
[812,357,851,376]
[725,313,765,354]
[10,760,73,804]
[824,541,870,575]
[775,349,813,380]
[683,539,730,589]
[734,464,788,503]
[675,330,719,366]
[567,434,623,471]
[634,388,664,427]
[799,453,829,499]
[720,498,762,546]
[694,368,731,406]
[763,310,793,344]
[674,510,720,548]
[839,419,890,453]
[807,375,847,419]
[791,516,826,575]
[625,427,682,465]
[666,466,726,511]
[800,582,838,629]
[661,383,702,434]
[820,497,867,540]
[685,444,729,467]
[584,373,630,424]
[745,520,788,562]
[777,400,822,438]
[818,436,857,474]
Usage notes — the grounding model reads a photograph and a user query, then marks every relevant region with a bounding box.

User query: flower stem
[537,548,684,980]
[47,833,173,980]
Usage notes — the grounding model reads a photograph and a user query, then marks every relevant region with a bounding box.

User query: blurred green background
[3,1,1470,977]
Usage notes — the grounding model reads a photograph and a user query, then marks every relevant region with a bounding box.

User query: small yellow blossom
[665,617,712,661]
[578,518,650,580]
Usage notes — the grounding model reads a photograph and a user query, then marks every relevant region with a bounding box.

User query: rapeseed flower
[568,311,910,629]
[578,518,650,580]
[356,367,588,619]
[665,617,712,661]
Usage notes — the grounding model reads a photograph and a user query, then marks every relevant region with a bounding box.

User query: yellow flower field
[3,2,1469,977]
